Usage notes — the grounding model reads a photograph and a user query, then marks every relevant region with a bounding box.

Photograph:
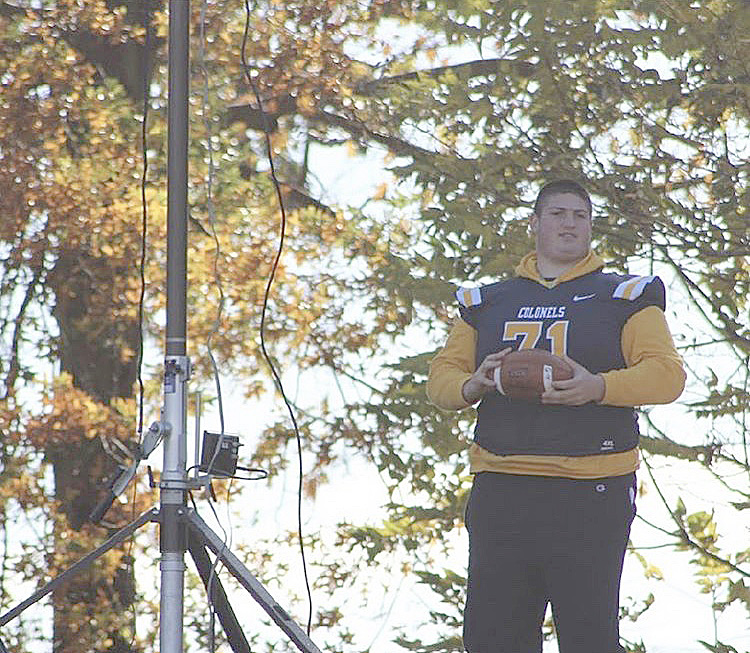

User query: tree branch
[642,453,750,579]
[658,245,750,352]
[3,264,43,400]
[355,57,536,94]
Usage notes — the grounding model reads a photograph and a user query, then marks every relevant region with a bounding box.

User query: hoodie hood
[515,250,605,286]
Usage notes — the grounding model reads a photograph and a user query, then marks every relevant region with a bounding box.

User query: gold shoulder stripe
[613,275,656,301]
[456,286,482,307]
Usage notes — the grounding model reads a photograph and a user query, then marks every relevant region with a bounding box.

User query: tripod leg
[0,508,159,627]
[184,509,323,653]
[187,529,252,653]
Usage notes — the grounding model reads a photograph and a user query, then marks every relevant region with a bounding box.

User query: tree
[1,0,748,651]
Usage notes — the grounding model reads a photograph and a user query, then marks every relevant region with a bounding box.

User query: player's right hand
[461,348,512,404]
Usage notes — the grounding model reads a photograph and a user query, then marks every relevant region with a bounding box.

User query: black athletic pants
[463,471,636,653]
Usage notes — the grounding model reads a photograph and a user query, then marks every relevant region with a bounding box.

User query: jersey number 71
[503,320,570,357]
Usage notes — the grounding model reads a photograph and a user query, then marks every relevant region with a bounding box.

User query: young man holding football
[427,180,685,653]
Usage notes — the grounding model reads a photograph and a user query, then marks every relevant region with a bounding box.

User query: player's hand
[461,348,512,404]
[540,355,605,406]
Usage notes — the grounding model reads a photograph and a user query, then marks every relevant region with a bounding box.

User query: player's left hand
[540,355,605,406]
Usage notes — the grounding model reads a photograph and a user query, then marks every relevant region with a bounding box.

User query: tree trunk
[46,249,141,653]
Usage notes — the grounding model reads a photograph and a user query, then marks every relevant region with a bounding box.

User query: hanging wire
[136,4,152,449]
[241,0,314,635]
[128,2,155,649]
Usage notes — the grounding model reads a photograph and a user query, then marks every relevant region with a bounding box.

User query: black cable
[188,464,268,483]
[241,0,314,636]
[124,3,154,650]
[234,465,268,481]
[136,3,151,445]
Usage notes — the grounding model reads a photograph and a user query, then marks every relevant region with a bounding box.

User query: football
[493,349,574,401]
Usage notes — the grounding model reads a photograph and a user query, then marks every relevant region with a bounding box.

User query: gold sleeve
[601,305,686,406]
[426,318,477,410]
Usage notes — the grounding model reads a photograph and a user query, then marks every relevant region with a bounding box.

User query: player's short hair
[533,180,592,218]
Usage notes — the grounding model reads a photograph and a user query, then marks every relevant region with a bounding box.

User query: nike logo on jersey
[572,293,596,302]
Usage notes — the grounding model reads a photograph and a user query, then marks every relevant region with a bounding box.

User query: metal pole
[161,1,190,652]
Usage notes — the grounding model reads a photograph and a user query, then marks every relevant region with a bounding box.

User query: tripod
[0,383,322,653]
[0,504,322,653]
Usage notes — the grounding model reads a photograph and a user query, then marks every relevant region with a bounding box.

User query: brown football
[493,349,574,402]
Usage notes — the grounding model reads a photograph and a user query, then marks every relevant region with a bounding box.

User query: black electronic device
[199,431,241,478]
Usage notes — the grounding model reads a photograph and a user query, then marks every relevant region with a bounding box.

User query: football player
[427,179,685,653]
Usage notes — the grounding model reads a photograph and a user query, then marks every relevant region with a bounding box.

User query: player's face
[530,193,592,266]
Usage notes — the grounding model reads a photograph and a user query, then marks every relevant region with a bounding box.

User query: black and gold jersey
[457,270,665,457]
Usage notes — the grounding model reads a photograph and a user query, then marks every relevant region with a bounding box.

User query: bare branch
[642,454,750,579]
